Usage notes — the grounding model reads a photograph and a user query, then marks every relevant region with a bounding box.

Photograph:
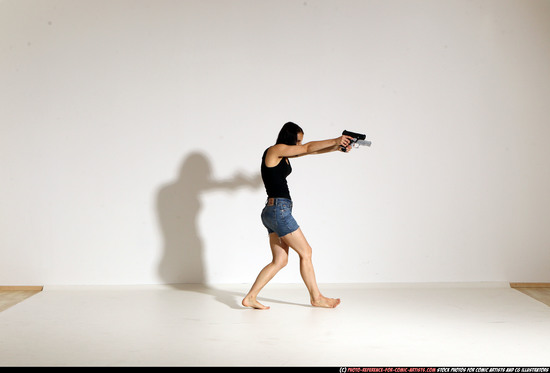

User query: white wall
[2,0,549,285]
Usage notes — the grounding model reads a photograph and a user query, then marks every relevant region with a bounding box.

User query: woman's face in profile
[296,133,303,146]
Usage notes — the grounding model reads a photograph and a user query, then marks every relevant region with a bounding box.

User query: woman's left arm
[309,143,351,155]
[288,136,353,158]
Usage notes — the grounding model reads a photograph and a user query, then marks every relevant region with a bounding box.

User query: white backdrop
[2,0,549,285]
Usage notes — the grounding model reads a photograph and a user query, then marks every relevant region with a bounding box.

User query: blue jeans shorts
[261,198,300,237]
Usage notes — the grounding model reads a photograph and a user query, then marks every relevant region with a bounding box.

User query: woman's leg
[281,228,340,308]
[242,233,289,309]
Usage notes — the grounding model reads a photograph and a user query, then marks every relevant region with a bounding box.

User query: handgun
[340,130,372,152]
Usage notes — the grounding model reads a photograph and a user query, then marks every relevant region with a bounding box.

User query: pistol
[340,130,372,152]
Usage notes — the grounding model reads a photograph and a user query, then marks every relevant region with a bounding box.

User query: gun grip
[340,138,356,152]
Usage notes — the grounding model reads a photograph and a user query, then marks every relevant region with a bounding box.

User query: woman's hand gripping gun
[340,130,372,152]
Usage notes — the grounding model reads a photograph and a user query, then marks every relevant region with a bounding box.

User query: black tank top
[261,148,292,200]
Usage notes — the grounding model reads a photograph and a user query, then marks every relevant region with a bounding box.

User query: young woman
[242,122,353,309]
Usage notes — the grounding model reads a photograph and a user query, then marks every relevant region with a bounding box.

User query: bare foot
[242,296,270,310]
[311,295,341,308]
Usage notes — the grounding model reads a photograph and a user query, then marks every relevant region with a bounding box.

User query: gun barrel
[357,140,371,147]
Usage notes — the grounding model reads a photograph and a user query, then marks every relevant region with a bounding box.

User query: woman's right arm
[269,136,353,159]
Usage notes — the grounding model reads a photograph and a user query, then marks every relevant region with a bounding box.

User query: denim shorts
[261,198,300,237]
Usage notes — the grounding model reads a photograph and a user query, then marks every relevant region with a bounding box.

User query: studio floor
[1,283,549,367]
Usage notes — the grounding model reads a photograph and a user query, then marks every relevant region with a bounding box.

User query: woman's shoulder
[264,146,287,167]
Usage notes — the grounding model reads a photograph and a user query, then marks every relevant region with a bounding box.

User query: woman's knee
[291,242,312,261]
[299,247,312,261]
[273,256,288,269]
[282,229,312,260]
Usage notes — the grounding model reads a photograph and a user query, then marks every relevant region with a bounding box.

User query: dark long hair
[276,122,304,145]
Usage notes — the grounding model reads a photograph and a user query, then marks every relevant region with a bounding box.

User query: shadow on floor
[168,284,311,309]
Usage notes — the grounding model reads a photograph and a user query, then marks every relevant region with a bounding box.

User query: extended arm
[306,143,342,155]
[270,136,352,159]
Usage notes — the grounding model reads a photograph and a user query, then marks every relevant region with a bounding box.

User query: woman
[242,122,353,309]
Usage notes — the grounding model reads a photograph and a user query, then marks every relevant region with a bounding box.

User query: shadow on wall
[156,151,262,284]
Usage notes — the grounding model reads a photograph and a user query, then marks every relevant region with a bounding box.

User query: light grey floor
[1,283,549,367]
